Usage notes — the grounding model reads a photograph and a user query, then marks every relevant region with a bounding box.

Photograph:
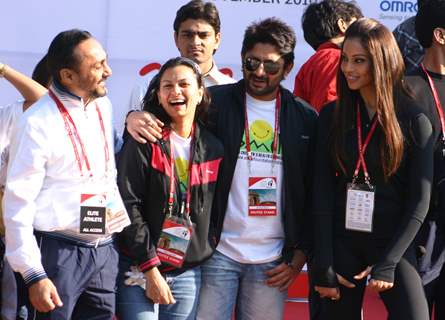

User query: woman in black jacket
[312,18,433,320]
[116,57,223,320]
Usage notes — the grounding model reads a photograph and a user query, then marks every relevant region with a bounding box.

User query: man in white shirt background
[126,0,235,143]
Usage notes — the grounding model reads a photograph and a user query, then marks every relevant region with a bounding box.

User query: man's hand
[126,111,163,143]
[28,278,63,313]
[144,267,176,305]
[265,249,306,291]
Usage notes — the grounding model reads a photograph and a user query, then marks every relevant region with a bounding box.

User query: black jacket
[117,122,224,273]
[206,80,318,262]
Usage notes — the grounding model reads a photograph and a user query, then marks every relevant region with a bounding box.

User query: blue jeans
[196,251,287,320]
[116,256,201,320]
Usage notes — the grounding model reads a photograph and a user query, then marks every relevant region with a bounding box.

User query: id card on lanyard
[156,129,195,268]
[49,90,130,235]
[346,183,375,232]
[245,92,280,217]
[80,193,106,234]
[248,177,277,216]
[157,215,193,268]
[421,64,445,157]
[345,105,378,233]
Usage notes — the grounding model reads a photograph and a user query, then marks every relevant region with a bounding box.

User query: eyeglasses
[243,56,283,75]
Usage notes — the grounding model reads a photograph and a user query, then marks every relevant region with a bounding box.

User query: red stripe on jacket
[139,256,161,272]
[150,142,172,178]
[190,159,222,186]
[151,142,221,185]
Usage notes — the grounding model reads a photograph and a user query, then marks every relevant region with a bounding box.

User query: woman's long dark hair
[141,57,211,126]
[333,18,405,179]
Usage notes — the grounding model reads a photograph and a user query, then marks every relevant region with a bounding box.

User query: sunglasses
[243,56,283,75]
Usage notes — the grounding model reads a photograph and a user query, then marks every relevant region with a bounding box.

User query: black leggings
[424,263,445,319]
[322,238,429,320]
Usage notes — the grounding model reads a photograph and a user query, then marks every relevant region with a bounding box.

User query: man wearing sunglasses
[195,17,318,320]
[126,17,317,319]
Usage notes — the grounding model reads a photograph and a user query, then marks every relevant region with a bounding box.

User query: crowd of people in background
[0,0,444,319]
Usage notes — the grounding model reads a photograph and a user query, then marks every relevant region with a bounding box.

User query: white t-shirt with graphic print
[217,93,285,264]
[170,131,192,197]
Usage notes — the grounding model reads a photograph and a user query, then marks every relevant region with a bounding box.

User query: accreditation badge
[80,193,106,234]
[248,177,277,216]
[105,186,131,234]
[156,216,193,268]
[345,183,375,233]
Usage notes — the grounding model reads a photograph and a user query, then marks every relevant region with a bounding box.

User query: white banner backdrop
[0,0,419,134]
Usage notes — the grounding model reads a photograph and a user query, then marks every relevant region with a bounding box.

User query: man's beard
[244,72,281,98]
[91,86,107,99]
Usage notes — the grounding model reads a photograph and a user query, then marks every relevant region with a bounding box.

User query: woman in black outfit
[312,18,433,319]
[116,57,223,319]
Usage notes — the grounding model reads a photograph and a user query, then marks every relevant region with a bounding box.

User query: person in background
[293,0,362,112]
[0,56,50,200]
[117,57,223,320]
[126,0,234,126]
[0,57,49,320]
[404,1,445,318]
[312,18,432,320]
[393,0,427,74]
[3,29,130,319]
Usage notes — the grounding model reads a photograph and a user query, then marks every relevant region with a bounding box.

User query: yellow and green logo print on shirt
[175,157,189,194]
[241,119,282,154]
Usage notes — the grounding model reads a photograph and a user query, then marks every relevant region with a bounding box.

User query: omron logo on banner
[380,1,418,12]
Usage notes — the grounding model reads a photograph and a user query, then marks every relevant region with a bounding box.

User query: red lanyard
[167,126,194,217]
[49,89,110,177]
[244,91,281,162]
[353,105,378,182]
[420,64,445,144]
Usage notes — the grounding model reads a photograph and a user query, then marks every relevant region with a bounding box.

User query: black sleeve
[117,138,161,271]
[311,104,339,287]
[297,103,318,259]
[372,113,434,282]
[203,101,218,135]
